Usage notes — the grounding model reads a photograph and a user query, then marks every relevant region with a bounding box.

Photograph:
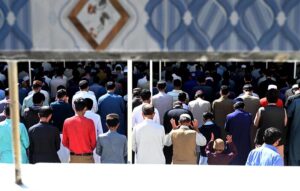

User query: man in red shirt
[63,98,96,163]
[260,85,283,108]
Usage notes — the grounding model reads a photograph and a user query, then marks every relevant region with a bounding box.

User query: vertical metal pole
[28,61,32,86]
[149,60,153,93]
[294,61,297,79]
[266,61,268,69]
[63,60,66,68]
[8,60,22,185]
[127,60,133,164]
[159,60,162,81]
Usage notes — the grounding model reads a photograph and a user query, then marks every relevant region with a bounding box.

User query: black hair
[203,112,214,121]
[106,81,116,90]
[266,89,278,104]
[38,106,53,118]
[142,104,155,116]
[263,127,282,145]
[57,85,66,91]
[140,89,151,101]
[32,92,45,105]
[220,85,229,95]
[57,89,67,99]
[106,113,119,127]
[178,92,187,102]
[74,98,86,112]
[84,98,93,110]
[173,79,182,87]
[79,80,89,90]
[157,80,167,90]
[234,101,244,109]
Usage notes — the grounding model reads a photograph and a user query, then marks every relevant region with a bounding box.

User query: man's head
[38,106,53,122]
[220,85,229,96]
[74,98,87,112]
[84,98,93,111]
[106,81,116,91]
[106,113,120,130]
[213,139,225,153]
[263,127,282,146]
[79,79,89,90]
[178,92,187,103]
[133,88,142,97]
[266,88,278,104]
[140,89,151,102]
[32,92,45,106]
[195,90,204,99]
[178,113,192,126]
[142,104,155,119]
[233,99,244,110]
[32,80,43,91]
[203,112,214,122]
[157,80,167,91]
[56,89,68,101]
[173,79,182,89]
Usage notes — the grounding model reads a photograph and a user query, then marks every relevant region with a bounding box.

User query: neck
[76,111,85,116]
[143,100,150,104]
[40,118,48,123]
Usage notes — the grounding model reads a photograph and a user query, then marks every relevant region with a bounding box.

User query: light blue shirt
[0,119,29,163]
[96,130,127,163]
[246,144,283,166]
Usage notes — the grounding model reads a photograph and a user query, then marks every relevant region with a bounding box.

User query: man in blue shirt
[96,113,127,163]
[246,127,283,166]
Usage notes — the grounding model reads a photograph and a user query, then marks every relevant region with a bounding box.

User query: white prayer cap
[268,84,277,90]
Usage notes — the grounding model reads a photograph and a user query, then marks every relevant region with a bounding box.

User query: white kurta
[132,119,165,164]
[72,90,98,113]
[132,103,160,128]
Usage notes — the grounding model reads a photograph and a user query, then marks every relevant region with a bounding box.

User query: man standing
[132,104,165,164]
[165,114,206,164]
[28,106,61,163]
[50,89,74,133]
[246,127,283,166]
[63,98,96,163]
[98,81,126,135]
[163,101,194,164]
[23,92,45,129]
[21,80,49,116]
[96,114,127,163]
[132,89,160,127]
[72,79,98,113]
[225,100,252,165]
[188,90,211,127]
[152,81,173,125]
[212,85,233,140]
[0,107,29,163]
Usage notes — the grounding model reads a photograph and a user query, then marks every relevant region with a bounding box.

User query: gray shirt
[96,130,127,163]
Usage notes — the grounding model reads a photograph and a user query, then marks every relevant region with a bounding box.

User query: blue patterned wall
[145,0,300,51]
[0,0,32,50]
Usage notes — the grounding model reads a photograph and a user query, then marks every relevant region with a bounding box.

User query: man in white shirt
[132,104,165,164]
[152,81,173,125]
[84,98,103,163]
[188,90,211,127]
[22,80,50,116]
[132,89,160,127]
[50,67,68,99]
[167,79,189,103]
[72,79,98,113]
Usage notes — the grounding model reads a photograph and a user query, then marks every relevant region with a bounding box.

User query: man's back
[98,93,125,134]
[188,98,211,127]
[23,106,40,129]
[152,92,173,124]
[50,101,74,132]
[28,122,61,163]
[133,119,165,164]
[246,144,283,166]
[212,97,234,129]
[96,131,127,163]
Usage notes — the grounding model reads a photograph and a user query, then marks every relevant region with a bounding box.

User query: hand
[170,118,177,129]
[226,135,232,143]
[210,133,214,141]
[192,119,199,129]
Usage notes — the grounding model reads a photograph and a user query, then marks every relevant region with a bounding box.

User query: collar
[204,121,214,125]
[179,125,190,130]
[262,143,278,153]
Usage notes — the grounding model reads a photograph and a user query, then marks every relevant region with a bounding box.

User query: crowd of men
[0,61,299,166]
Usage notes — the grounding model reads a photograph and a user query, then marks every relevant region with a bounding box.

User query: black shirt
[28,122,61,163]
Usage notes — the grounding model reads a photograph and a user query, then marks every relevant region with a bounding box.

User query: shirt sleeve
[89,121,97,150]
[20,124,29,149]
[164,130,173,146]
[273,155,284,166]
[123,136,127,159]
[92,95,98,113]
[55,127,61,151]
[154,109,160,124]
[196,132,207,146]
[205,140,214,156]
[97,117,103,135]
[132,127,137,152]
[245,151,253,166]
